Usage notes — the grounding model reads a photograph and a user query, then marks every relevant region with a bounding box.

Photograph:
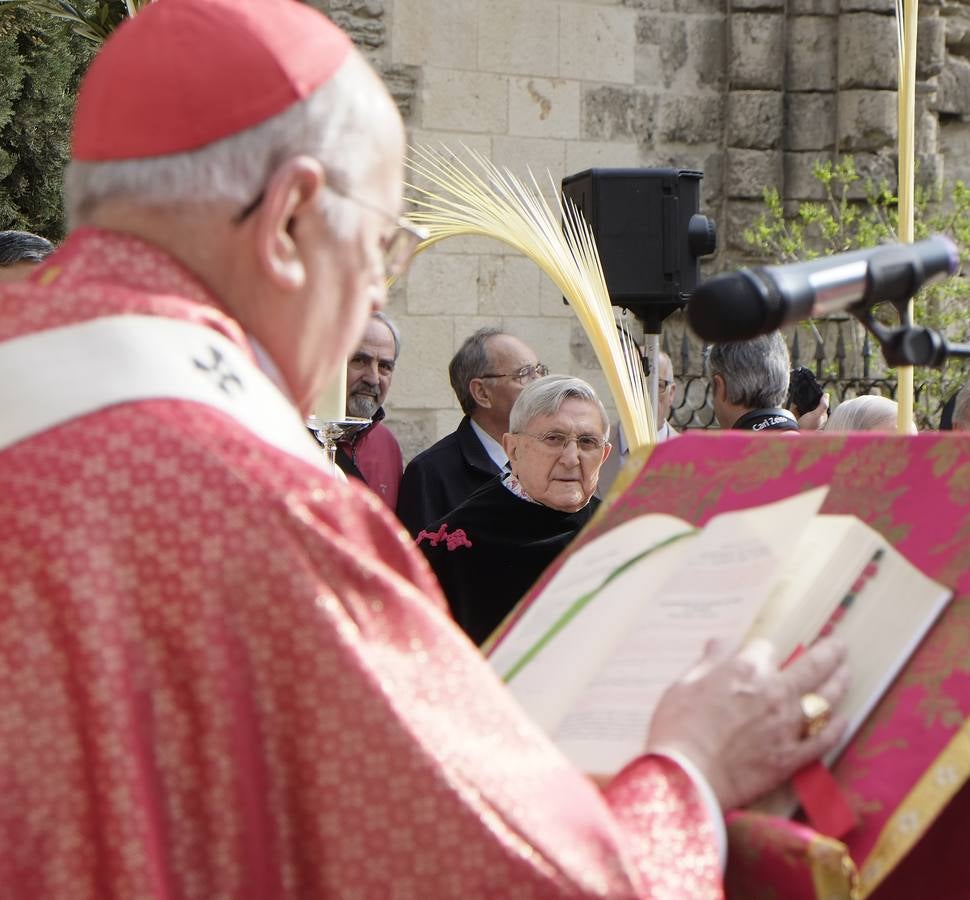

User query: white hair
[707,333,791,409]
[373,311,401,361]
[509,374,610,437]
[826,395,901,433]
[65,52,381,237]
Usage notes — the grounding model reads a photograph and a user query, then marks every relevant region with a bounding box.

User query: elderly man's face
[657,354,676,424]
[504,397,611,513]
[475,334,543,428]
[346,317,396,418]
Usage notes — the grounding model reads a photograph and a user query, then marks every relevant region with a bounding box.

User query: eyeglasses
[328,187,428,279]
[479,363,549,384]
[519,431,607,455]
[233,181,427,279]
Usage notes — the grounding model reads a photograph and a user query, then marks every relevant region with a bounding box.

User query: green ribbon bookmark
[502,528,697,683]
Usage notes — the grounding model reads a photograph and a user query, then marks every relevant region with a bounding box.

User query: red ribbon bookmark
[793,762,858,838]
[783,644,858,838]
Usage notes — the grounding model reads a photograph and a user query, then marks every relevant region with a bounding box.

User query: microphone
[686,235,959,343]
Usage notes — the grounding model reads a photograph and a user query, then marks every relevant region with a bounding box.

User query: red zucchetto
[71,0,352,162]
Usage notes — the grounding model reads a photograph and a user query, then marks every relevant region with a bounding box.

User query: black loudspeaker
[561,168,717,331]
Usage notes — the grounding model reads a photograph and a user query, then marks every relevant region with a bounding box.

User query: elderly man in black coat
[417,374,612,645]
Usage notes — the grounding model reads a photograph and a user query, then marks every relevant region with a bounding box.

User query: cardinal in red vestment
[0,2,850,897]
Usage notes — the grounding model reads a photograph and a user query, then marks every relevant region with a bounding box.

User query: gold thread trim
[808,833,860,900]
[858,719,970,897]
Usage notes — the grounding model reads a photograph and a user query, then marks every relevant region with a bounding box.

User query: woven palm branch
[406,144,654,449]
[0,0,150,44]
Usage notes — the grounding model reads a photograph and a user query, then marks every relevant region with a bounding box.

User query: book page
[752,521,952,817]
[504,488,830,774]
[746,514,952,759]
[825,538,952,757]
[489,513,696,733]
[744,516,882,660]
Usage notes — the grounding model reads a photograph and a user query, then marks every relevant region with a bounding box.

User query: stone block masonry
[310,0,970,460]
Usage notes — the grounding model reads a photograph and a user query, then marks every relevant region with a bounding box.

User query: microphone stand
[854,297,970,368]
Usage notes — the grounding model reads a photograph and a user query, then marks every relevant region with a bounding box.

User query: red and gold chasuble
[0,230,720,899]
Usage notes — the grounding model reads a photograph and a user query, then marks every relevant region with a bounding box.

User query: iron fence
[657,316,949,430]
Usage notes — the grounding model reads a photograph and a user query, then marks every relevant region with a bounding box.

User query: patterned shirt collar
[501,471,537,504]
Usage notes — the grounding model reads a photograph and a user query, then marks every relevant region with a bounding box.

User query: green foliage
[0,6,94,239]
[0,1,151,237]
[742,156,970,425]
[0,1,150,45]
[0,0,316,239]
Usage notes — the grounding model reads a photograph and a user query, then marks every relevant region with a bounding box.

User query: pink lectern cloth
[545,431,968,900]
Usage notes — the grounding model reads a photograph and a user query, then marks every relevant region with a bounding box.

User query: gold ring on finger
[799,692,831,739]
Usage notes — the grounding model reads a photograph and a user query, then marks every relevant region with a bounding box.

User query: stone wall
[314,0,970,459]
[723,0,949,255]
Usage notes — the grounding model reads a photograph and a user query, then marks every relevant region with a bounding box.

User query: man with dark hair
[334,310,403,507]
[0,230,54,282]
[396,326,547,534]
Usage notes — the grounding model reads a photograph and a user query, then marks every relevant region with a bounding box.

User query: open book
[488,488,952,779]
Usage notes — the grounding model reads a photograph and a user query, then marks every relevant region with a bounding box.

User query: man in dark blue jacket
[396,327,546,535]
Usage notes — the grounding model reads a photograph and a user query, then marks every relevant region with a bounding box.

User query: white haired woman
[417,374,612,645]
[826,395,916,433]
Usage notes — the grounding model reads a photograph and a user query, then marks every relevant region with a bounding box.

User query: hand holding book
[645,636,850,811]
[490,487,952,813]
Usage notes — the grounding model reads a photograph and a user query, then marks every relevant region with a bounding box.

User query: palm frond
[406,144,654,449]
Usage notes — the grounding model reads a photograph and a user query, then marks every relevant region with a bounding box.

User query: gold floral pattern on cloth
[0,230,722,899]
[857,724,970,898]
[724,813,858,900]
[925,438,965,479]
[826,439,913,543]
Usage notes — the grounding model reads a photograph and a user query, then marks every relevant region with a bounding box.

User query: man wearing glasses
[653,350,680,442]
[417,375,612,645]
[0,2,849,897]
[396,326,548,535]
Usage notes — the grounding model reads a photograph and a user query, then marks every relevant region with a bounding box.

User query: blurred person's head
[503,375,611,512]
[825,395,912,433]
[949,382,970,432]
[0,230,54,282]
[654,351,676,424]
